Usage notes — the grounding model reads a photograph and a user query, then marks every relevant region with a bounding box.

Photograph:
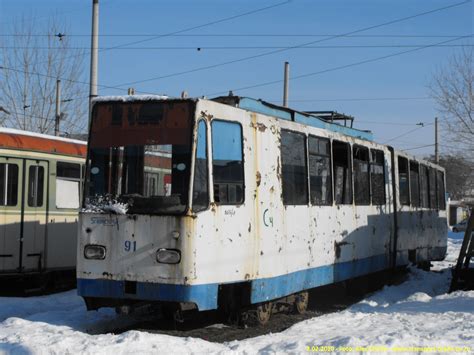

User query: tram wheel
[256,302,273,325]
[294,291,309,314]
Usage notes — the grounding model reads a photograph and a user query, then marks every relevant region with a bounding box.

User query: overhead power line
[114,0,471,88]
[1,33,471,38]
[383,123,434,144]
[36,1,291,67]
[268,96,432,103]
[2,44,473,50]
[402,143,436,151]
[207,34,471,96]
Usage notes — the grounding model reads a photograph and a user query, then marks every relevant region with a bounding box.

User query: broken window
[308,136,332,205]
[429,167,437,209]
[370,149,385,205]
[193,120,209,212]
[437,170,446,210]
[410,161,420,207]
[281,130,308,205]
[353,145,370,205]
[56,161,81,209]
[0,163,19,206]
[212,120,244,205]
[420,165,429,208]
[398,156,409,206]
[87,101,193,214]
[333,141,352,205]
[28,165,44,207]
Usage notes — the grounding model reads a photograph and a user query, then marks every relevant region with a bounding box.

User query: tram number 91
[124,240,137,252]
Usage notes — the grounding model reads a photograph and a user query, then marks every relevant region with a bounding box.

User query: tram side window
[333,141,352,205]
[0,163,19,206]
[308,136,332,205]
[193,120,209,212]
[28,166,44,207]
[353,145,370,205]
[420,165,429,208]
[56,162,81,209]
[371,149,385,205]
[398,156,409,205]
[212,120,244,205]
[281,130,308,205]
[429,167,437,209]
[437,170,446,210]
[409,161,420,207]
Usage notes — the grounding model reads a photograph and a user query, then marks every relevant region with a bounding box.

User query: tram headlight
[156,248,181,264]
[84,244,106,260]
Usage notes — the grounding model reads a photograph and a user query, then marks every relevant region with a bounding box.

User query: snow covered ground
[0,232,472,354]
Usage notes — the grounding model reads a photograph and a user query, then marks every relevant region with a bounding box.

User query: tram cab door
[21,160,48,272]
[0,157,23,272]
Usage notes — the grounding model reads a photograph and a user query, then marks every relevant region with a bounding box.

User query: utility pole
[435,116,439,164]
[283,61,289,107]
[89,0,99,124]
[55,79,61,136]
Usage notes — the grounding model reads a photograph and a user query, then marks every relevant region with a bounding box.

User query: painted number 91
[124,240,137,252]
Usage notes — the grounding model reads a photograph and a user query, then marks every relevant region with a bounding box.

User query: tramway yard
[0,232,471,353]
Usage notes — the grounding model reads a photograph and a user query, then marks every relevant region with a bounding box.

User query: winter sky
[1,0,473,156]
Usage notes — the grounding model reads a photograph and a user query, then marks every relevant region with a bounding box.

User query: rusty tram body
[77,95,447,322]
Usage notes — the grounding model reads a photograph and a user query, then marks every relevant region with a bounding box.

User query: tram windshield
[86,100,194,214]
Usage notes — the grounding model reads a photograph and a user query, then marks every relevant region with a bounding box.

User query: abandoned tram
[77,95,447,323]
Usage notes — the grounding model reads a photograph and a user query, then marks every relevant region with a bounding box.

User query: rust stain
[200,110,213,122]
[256,171,262,187]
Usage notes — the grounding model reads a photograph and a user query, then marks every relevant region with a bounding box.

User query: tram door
[0,157,23,272]
[21,160,48,272]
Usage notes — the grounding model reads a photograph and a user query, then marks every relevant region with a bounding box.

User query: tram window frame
[429,167,437,209]
[437,170,446,210]
[211,119,245,205]
[192,120,209,212]
[0,163,19,206]
[409,161,420,207]
[370,149,386,205]
[398,156,410,206]
[28,165,44,208]
[281,130,309,206]
[56,161,81,209]
[353,144,370,205]
[332,140,352,205]
[308,135,332,206]
[420,164,429,208]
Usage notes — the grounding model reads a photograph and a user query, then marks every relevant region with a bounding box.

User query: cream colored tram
[0,128,85,280]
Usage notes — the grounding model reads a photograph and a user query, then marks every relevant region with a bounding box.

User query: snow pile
[82,195,128,215]
[0,233,472,354]
[92,95,170,103]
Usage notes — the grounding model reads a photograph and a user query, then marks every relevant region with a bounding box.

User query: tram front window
[86,101,194,214]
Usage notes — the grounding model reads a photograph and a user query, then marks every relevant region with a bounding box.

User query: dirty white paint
[77,98,447,309]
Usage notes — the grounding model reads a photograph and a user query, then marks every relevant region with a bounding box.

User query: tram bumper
[76,212,218,311]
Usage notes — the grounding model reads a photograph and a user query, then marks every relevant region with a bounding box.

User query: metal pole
[55,79,61,136]
[89,0,99,124]
[283,61,289,107]
[435,117,439,164]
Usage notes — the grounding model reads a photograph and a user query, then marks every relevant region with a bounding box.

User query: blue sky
[1,0,472,157]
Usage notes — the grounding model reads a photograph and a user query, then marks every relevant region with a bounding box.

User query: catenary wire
[114,0,471,87]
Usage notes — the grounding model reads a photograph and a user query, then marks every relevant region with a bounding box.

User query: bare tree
[0,16,87,135]
[430,47,473,159]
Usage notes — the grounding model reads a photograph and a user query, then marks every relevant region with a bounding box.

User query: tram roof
[212,96,373,141]
[92,95,373,141]
[0,128,87,157]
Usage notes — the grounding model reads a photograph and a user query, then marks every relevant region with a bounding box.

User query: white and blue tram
[77,95,447,320]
